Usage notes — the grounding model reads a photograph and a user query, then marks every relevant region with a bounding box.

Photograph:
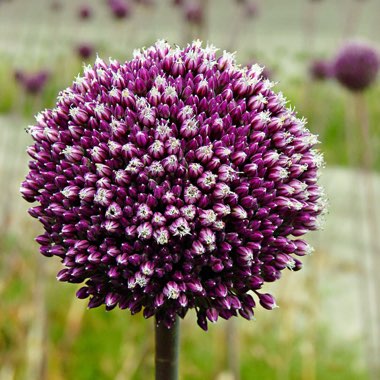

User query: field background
[1,0,380,379]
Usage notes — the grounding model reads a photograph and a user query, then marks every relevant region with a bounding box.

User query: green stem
[155,316,180,380]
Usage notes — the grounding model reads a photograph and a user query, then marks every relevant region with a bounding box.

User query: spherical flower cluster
[78,4,92,20]
[108,0,132,19]
[244,1,259,19]
[333,42,379,92]
[15,70,50,95]
[21,40,326,329]
[76,43,95,60]
[309,59,333,81]
[183,1,203,25]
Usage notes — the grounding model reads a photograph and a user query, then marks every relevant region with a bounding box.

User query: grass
[0,231,370,380]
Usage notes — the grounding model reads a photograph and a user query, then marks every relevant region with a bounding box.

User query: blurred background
[1,0,380,379]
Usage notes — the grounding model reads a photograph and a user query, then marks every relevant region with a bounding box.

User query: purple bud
[257,292,278,310]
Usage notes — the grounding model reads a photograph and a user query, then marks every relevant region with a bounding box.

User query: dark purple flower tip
[183,1,203,24]
[78,4,92,20]
[309,59,334,81]
[22,40,326,330]
[333,41,380,92]
[76,43,95,60]
[108,0,132,19]
[14,70,50,95]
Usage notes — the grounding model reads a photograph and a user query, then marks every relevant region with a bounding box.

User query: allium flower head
[21,40,326,329]
[15,70,50,95]
[76,43,95,60]
[309,59,333,81]
[333,42,379,92]
[108,0,132,19]
[183,1,203,25]
[244,1,259,19]
[78,4,92,20]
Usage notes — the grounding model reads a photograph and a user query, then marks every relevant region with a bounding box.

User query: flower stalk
[155,316,180,380]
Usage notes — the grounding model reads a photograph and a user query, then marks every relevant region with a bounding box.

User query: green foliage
[0,232,369,379]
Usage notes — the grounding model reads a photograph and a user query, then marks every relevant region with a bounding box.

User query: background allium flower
[309,59,333,81]
[244,1,258,19]
[78,4,92,20]
[21,40,326,330]
[76,43,95,60]
[14,69,49,95]
[183,1,203,25]
[108,0,132,19]
[333,42,379,92]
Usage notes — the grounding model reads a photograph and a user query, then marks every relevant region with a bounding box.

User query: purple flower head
[309,59,333,81]
[78,4,92,20]
[21,40,326,330]
[244,1,259,19]
[15,70,50,95]
[76,43,95,60]
[108,0,132,19]
[183,1,203,25]
[333,42,380,92]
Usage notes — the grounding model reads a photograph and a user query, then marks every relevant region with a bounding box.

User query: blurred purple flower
[108,0,132,19]
[76,43,95,60]
[309,59,333,81]
[78,4,92,20]
[21,40,326,330]
[183,1,203,25]
[333,42,379,92]
[15,70,50,95]
[244,1,259,19]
